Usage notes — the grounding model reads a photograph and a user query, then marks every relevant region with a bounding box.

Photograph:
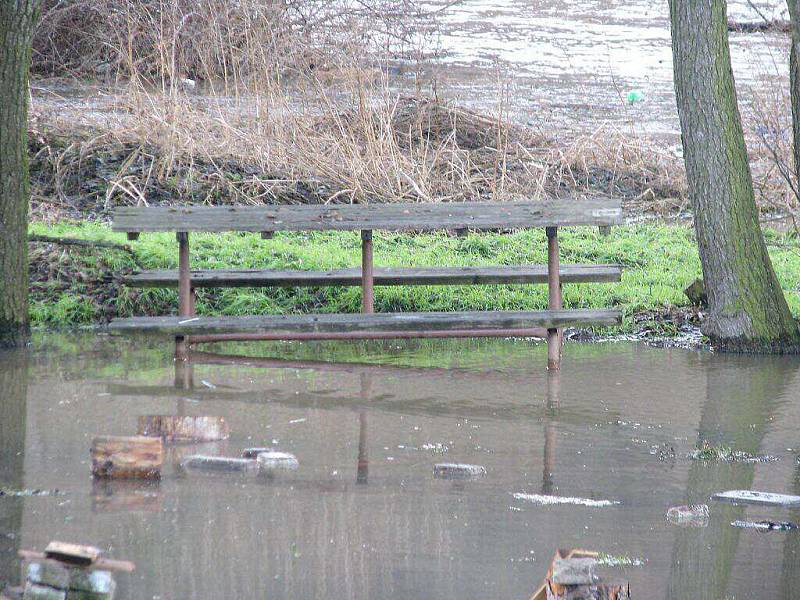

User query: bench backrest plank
[112,200,622,233]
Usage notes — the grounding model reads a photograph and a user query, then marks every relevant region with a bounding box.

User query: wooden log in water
[137,415,230,442]
[90,436,164,480]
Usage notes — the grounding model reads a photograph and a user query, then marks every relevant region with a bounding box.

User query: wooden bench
[109,199,623,369]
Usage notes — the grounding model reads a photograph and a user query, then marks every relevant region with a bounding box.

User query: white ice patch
[512,493,620,507]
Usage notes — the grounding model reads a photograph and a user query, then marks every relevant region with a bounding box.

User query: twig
[29,234,133,252]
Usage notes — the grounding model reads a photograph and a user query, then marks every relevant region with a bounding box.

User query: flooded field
[31,1,791,140]
[2,334,800,599]
[424,0,790,135]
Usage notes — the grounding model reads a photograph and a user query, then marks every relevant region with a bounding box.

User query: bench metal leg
[546,226,562,370]
[361,230,374,314]
[176,231,191,361]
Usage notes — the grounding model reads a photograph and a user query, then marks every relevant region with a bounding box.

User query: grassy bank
[27,221,800,334]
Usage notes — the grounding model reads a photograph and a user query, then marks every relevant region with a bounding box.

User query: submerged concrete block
[180,455,259,473]
[22,583,66,600]
[26,562,69,590]
[256,452,299,471]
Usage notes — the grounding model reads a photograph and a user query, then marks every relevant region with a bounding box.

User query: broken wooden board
[712,490,800,508]
[137,415,230,442]
[91,436,164,480]
[43,543,101,567]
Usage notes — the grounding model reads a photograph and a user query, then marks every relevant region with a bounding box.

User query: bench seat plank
[125,264,622,288]
[112,200,622,233]
[109,309,622,336]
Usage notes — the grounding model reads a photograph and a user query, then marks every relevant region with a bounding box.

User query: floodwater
[423,0,790,135]
[31,1,791,140]
[1,334,800,599]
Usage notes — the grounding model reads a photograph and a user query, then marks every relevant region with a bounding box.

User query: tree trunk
[788,2,800,181]
[668,0,800,352]
[0,0,39,348]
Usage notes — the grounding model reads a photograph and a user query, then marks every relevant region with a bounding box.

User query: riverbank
[26,221,800,336]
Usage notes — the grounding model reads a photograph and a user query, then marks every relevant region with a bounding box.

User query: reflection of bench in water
[106,353,618,425]
[109,200,623,370]
[109,355,587,495]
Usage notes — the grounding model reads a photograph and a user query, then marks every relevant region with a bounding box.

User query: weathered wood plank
[125,264,622,288]
[43,543,101,567]
[112,200,622,233]
[108,309,621,336]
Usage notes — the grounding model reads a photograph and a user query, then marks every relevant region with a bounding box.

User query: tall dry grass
[28,0,707,219]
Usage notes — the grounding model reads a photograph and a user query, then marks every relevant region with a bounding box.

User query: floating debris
[91,436,164,480]
[649,443,676,461]
[241,447,272,459]
[596,553,645,567]
[513,493,620,507]
[665,504,710,527]
[0,489,63,498]
[256,452,299,471]
[712,490,800,508]
[689,441,779,463]
[531,549,630,600]
[421,442,449,454]
[433,463,486,479]
[137,415,229,442]
[731,520,798,532]
[288,418,306,424]
[180,455,259,473]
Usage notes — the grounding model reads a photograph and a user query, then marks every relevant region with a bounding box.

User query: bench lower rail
[108,309,621,339]
[126,264,622,288]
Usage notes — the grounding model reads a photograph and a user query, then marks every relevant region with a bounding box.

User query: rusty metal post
[176,232,191,361]
[361,230,374,314]
[546,227,562,370]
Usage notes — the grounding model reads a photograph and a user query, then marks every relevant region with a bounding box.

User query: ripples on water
[1,334,799,599]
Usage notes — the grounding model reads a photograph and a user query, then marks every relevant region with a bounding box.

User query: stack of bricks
[22,561,115,600]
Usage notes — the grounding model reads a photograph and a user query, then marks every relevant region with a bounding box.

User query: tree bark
[0,0,39,348]
[668,0,800,352]
[788,2,800,182]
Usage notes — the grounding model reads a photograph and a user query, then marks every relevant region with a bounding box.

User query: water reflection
[357,375,371,486]
[668,355,799,600]
[3,336,800,599]
[0,349,27,588]
[542,371,560,495]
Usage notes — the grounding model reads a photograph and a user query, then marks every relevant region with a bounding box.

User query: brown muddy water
[2,334,800,599]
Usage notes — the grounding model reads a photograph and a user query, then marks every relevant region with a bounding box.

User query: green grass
[27,220,800,334]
